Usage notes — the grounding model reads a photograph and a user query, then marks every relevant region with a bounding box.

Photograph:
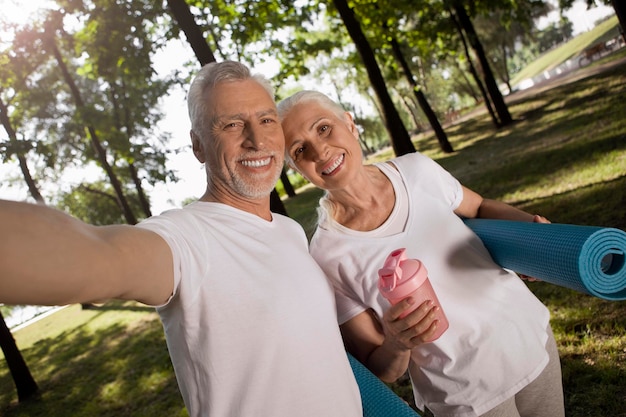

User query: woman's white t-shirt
[310,152,550,417]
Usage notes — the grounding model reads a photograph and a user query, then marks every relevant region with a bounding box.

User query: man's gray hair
[188,61,275,138]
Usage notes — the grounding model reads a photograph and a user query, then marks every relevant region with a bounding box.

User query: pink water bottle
[378,248,449,342]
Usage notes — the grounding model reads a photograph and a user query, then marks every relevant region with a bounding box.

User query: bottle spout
[378,248,408,291]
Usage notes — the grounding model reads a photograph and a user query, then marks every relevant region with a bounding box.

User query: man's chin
[234,172,281,199]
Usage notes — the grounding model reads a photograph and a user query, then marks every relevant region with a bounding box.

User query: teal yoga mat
[464,219,626,301]
[347,353,421,417]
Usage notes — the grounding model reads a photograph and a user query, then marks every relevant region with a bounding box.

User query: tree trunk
[499,42,513,94]
[332,0,415,156]
[453,2,512,126]
[270,189,287,215]
[108,85,153,219]
[389,38,453,153]
[449,7,501,127]
[0,100,41,402]
[399,94,423,132]
[611,0,626,43]
[0,97,45,204]
[166,0,217,66]
[457,62,481,103]
[127,162,152,217]
[115,83,153,219]
[0,312,39,402]
[167,0,288,215]
[45,34,138,225]
[280,168,296,198]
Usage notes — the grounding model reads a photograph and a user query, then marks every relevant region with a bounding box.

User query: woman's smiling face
[281,100,362,191]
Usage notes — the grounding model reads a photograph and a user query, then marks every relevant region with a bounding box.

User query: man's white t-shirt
[138,202,361,417]
[310,152,550,417]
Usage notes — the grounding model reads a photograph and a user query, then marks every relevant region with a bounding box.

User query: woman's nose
[311,140,329,161]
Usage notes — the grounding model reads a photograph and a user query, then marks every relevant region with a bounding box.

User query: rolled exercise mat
[347,352,421,417]
[464,219,626,301]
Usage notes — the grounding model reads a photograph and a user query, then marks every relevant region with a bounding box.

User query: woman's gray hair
[277,90,346,122]
[187,61,275,138]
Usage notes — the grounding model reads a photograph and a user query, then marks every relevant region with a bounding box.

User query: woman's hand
[381,297,440,352]
[519,214,551,282]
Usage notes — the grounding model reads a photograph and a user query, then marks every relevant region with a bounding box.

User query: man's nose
[242,125,265,149]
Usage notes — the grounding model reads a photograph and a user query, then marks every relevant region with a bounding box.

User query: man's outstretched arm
[0,199,174,307]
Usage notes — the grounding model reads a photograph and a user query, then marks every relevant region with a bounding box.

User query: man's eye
[319,125,330,134]
[261,118,276,124]
[224,122,241,130]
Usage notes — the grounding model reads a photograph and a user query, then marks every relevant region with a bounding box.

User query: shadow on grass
[518,174,626,229]
[427,67,626,230]
[528,283,626,416]
[0,302,186,417]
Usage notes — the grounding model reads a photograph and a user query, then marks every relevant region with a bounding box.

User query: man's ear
[191,130,206,163]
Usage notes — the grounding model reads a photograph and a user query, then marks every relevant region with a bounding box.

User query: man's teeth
[323,154,344,175]
[241,158,271,167]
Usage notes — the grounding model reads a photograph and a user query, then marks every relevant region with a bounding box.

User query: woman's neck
[326,165,395,231]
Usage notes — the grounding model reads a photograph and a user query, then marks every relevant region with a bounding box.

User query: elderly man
[0,61,361,417]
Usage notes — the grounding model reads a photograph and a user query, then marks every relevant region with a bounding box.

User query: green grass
[0,302,187,416]
[1,50,625,417]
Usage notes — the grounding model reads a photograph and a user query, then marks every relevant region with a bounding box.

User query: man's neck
[199,188,273,221]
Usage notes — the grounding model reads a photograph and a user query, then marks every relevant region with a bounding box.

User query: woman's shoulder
[378,152,441,180]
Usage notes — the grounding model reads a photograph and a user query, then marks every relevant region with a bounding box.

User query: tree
[0,98,40,404]
[0,311,38,402]
[389,37,454,153]
[331,0,416,156]
[450,1,513,126]
[611,0,626,41]
[70,0,176,219]
[345,0,454,153]
[536,19,574,52]
[2,1,176,225]
[167,0,217,64]
[0,97,44,203]
[43,24,139,224]
[449,7,500,127]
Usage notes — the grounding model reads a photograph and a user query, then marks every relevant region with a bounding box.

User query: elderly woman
[277,91,565,417]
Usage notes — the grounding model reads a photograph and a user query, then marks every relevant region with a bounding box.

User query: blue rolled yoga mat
[464,219,626,301]
[347,352,421,417]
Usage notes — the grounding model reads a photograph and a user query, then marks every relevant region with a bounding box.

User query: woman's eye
[293,146,305,159]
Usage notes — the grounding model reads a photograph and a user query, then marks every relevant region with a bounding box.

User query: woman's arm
[340,298,439,383]
[0,199,174,307]
[455,186,546,222]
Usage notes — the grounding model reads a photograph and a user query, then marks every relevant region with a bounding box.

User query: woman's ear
[191,130,206,163]
[344,111,359,139]
[285,156,297,172]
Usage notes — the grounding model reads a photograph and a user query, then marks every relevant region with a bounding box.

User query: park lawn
[1,52,625,417]
[0,302,187,416]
